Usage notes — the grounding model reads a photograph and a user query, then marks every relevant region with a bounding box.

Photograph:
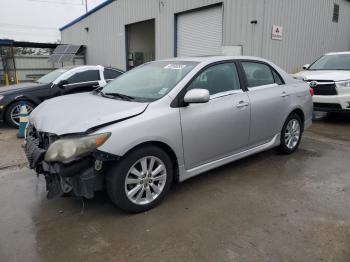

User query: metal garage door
[176,5,223,57]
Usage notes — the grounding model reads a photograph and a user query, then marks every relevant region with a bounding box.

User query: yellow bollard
[4,73,9,86]
[15,71,20,84]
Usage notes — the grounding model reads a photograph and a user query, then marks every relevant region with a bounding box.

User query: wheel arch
[289,108,305,130]
[282,107,305,132]
[122,141,180,183]
[4,96,38,114]
[4,97,38,124]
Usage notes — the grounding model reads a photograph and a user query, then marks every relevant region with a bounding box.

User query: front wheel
[278,113,303,154]
[106,145,173,213]
[5,101,35,128]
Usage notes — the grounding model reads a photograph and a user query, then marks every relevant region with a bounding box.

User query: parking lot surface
[0,113,349,262]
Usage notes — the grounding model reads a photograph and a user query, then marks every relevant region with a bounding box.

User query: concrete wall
[61,0,350,73]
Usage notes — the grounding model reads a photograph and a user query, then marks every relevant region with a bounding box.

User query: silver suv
[24,56,313,213]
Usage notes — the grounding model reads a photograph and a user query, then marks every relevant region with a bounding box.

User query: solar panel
[53,45,69,54]
[65,45,80,54]
[48,54,62,63]
[58,54,75,63]
[49,44,81,63]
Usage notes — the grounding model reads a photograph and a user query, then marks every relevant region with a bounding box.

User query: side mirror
[184,89,210,104]
[302,64,310,70]
[57,79,68,88]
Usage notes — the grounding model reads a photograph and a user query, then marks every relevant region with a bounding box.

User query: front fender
[95,99,184,167]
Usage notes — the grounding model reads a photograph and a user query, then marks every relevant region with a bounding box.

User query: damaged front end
[24,124,118,199]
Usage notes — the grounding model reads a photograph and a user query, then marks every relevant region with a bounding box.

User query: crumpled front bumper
[23,133,117,199]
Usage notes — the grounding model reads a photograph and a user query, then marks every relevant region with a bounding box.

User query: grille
[314,103,342,110]
[308,80,337,96]
[27,124,57,150]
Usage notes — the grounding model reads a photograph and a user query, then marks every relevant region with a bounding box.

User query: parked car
[0,65,123,127]
[24,56,313,213]
[293,52,350,112]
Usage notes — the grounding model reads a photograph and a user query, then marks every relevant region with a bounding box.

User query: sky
[0,0,106,43]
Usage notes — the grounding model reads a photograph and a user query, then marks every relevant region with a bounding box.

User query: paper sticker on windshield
[158,88,169,95]
[164,64,186,70]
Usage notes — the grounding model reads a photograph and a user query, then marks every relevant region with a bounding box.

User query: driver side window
[187,63,241,95]
[66,70,100,84]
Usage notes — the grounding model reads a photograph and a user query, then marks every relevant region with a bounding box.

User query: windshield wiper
[103,92,135,101]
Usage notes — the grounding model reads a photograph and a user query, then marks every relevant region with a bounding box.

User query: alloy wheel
[124,156,167,205]
[10,104,33,126]
[284,119,301,149]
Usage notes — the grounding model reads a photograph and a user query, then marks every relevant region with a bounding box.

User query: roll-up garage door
[176,5,223,57]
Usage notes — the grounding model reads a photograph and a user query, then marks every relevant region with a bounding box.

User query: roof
[60,0,114,31]
[325,51,350,55]
[0,39,58,48]
[161,55,270,63]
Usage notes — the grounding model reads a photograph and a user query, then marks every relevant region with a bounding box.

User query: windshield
[36,68,68,84]
[308,54,350,71]
[100,61,198,102]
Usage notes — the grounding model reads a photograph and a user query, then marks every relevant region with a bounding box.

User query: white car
[294,52,350,112]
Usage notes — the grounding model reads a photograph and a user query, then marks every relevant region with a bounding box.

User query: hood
[293,70,350,82]
[29,92,149,135]
[0,82,47,95]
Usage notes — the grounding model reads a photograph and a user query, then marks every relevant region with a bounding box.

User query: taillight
[309,88,314,96]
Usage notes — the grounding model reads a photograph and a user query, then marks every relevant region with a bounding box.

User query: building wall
[0,55,84,83]
[61,0,350,73]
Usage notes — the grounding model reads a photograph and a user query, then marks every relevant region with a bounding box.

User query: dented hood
[29,92,148,135]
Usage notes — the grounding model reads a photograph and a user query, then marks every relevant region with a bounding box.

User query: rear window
[241,62,275,87]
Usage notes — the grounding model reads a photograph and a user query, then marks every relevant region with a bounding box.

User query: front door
[62,69,101,95]
[180,62,251,170]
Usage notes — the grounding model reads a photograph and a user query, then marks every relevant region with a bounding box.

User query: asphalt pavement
[0,112,349,262]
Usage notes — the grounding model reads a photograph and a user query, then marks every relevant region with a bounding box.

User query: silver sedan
[26,56,313,213]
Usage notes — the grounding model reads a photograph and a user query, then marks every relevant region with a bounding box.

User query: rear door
[62,69,101,94]
[180,62,250,170]
[240,61,290,147]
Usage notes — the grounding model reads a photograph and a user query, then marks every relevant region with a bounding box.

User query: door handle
[281,91,289,98]
[236,101,249,108]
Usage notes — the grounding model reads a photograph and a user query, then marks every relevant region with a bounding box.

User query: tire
[106,145,173,213]
[278,113,303,154]
[5,101,35,128]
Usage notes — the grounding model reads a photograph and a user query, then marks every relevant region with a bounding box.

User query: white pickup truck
[293,52,350,112]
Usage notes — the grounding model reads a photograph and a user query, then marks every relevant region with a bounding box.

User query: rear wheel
[278,113,302,154]
[106,145,173,213]
[5,101,34,128]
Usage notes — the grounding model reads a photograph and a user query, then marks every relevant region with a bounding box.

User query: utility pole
[82,0,88,13]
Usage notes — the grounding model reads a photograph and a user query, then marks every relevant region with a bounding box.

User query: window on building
[332,4,340,23]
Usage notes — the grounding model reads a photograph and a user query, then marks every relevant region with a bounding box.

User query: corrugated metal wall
[0,55,85,83]
[61,0,350,73]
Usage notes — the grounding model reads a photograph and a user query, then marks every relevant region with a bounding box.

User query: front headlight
[0,95,4,101]
[336,80,350,88]
[44,133,111,163]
